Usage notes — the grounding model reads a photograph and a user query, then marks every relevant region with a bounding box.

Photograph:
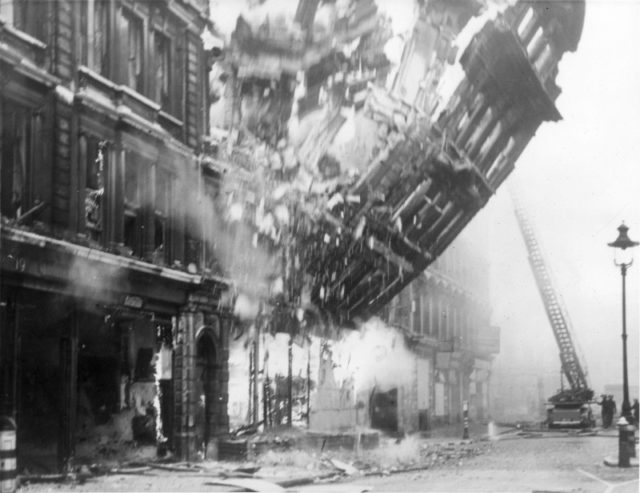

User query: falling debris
[0,0,586,477]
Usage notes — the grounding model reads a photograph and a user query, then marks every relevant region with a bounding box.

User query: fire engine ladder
[511,192,590,392]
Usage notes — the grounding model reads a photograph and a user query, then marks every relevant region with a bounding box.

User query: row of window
[393,283,482,346]
[84,138,213,268]
[83,1,179,114]
[441,7,562,187]
[517,7,559,81]
[0,103,39,220]
[0,101,217,271]
[1,0,181,117]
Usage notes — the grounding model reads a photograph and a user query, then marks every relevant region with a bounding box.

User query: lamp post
[607,222,638,422]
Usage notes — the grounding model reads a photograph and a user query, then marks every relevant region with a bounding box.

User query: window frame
[123,151,142,257]
[153,166,172,264]
[1,103,36,220]
[82,134,108,243]
[153,29,173,110]
[80,0,111,76]
[122,7,145,94]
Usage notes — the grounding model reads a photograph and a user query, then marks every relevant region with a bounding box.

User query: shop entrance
[15,292,74,473]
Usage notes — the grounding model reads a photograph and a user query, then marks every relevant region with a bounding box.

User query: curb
[603,455,639,468]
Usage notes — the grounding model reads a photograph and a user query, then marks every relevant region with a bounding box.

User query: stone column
[172,307,198,460]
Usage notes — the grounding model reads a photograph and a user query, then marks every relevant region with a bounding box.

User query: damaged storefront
[0,228,232,471]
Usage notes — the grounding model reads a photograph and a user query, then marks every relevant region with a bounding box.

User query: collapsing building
[0,0,585,472]
[213,0,586,325]
[213,0,584,435]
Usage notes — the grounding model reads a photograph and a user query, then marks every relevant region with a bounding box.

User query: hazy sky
[480,0,640,395]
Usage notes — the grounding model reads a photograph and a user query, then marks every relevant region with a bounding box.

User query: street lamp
[608,222,638,421]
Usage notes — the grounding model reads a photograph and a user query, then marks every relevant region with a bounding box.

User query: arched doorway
[195,330,217,457]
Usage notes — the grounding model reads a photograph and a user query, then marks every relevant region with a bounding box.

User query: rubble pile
[245,434,493,483]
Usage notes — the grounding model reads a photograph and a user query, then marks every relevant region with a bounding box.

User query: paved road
[17,429,639,492]
[306,432,639,493]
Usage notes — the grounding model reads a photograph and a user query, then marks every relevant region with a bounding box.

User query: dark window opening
[154,31,171,109]
[124,212,140,257]
[1,103,33,219]
[123,152,141,257]
[124,164,139,206]
[134,348,155,381]
[80,0,110,76]
[13,0,49,42]
[153,216,165,264]
[123,9,144,93]
[153,169,171,264]
[85,137,106,242]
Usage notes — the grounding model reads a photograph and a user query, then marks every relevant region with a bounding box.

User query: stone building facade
[0,0,231,472]
[385,227,498,432]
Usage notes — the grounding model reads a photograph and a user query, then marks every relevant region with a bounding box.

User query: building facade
[0,0,586,471]
[0,0,231,472]
[385,227,499,432]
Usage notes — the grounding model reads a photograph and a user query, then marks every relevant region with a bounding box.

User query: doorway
[195,331,217,456]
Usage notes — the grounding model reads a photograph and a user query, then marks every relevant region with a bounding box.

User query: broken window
[11,0,49,42]
[124,152,142,257]
[84,135,106,242]
[153,168,171,264]
[1,103,34,219]
[154,31,172,109]
[80,0,110,75]
[123,9,144,93]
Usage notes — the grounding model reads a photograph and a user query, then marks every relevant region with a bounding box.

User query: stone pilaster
[172,308,198,461]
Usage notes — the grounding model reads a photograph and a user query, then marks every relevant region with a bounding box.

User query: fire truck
[512,193,595,429]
